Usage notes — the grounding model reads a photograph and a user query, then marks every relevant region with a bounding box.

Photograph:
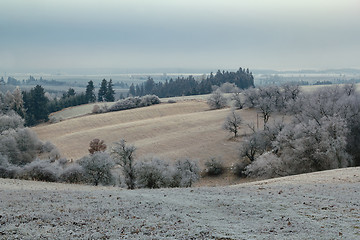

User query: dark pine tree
[85,80,96,103]
[98,79,107,102]
[105,79,115,102]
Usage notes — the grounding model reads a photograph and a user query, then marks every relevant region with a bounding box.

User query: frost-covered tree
[78,152,114,186]
[111,139,136,189]
[231,92,244,109]
[245,116,353,178]
[135,157,173,189]
[223,110,242,137]
[207,89,227,109]
[12,87,25,117]
[242,87,258,108]
[172,158,200,187]
[0,128,42,166]
[0,111,24,133]
[60,163,86,183]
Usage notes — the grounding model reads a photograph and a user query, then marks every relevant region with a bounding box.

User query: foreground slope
[33,101,260,165]
[0,167,359,239]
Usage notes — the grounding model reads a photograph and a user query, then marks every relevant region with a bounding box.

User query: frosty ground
[0,167,359,239]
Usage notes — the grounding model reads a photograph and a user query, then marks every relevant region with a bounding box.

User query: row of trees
[0,78,117,126]
[129,68,254,98]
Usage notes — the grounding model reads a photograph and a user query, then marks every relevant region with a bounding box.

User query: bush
[172,159,200,187]
[232,160,250,177]
[140,95,161,106]
[167,99,177,104]
[60,164,86,183]
[207,89,228,109]
[204,158,225,176]
[109,95,160,112]
[19,159,61,182]
[92,104,108,114]
[135,157,173,189]
[0,111,24,133]
[0,128,42,166]
[0,154,20,179]
[88,138,107,154]
[79,152,115,186]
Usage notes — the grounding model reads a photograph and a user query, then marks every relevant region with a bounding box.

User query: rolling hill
[33,100,264,168]
[1,167,359,239]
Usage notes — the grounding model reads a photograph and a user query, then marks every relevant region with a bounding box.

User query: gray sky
[1,0,359,73]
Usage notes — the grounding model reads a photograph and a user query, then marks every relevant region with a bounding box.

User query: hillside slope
[33,101,261,166]
[0,167,359,239]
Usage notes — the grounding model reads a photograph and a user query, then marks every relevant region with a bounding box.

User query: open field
[34,100,268,168]
[0,167,359,239]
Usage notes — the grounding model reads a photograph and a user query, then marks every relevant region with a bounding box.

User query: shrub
[135,157,173,189]
[0,154,20,179]
[204,157,225,176]
[0,128,42,166]
[19,159,60,182]
[140,95,161,106]
[79,152,115,186]
[109,95,160,112]
[167,99,177,104]
[172,159,200,187]
[232,160,250,177]
[207,89,228,110]
[0,111,24,132]
[88,138,107,154]
[60,164,86,183]
[92,104,108,114]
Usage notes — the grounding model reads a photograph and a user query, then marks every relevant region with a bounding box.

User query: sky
[1,0,359,73]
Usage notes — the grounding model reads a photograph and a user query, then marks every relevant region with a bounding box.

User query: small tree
[111,139,136,189]
[78,152,114,186]
[231,92,244,109]
[88,138,107,154]
[173,158,200,187]
[223,110,242,137]
[207,89,227,109]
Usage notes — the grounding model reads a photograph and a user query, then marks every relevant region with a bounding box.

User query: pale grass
[33,100,268,167]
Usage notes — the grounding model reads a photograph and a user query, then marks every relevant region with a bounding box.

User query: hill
[0,167,359,239]
[33,99,264,168]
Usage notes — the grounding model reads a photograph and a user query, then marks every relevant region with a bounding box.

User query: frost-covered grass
[0,167,359,239]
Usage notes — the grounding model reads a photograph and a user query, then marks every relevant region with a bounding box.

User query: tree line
[0,79,116,126]
[129,68,254,98]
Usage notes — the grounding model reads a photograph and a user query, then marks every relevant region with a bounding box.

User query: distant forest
[129,68,254,98]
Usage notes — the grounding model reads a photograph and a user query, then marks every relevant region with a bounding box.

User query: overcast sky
[1,0,359,73]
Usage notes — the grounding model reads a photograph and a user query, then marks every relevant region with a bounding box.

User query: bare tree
[111,139,136,189]
[207,89,227,109]
[223,110,242,137]
[257,97,274,128]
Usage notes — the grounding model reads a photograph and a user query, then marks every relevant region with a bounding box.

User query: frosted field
[0,167,359,239]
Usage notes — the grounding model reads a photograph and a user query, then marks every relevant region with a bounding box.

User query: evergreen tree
[23,85,49,125]
[98,79,107,102]
[67,88,76,97]
[105,79,115,102]
[85,80,96,103]
[129,83,136,96]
